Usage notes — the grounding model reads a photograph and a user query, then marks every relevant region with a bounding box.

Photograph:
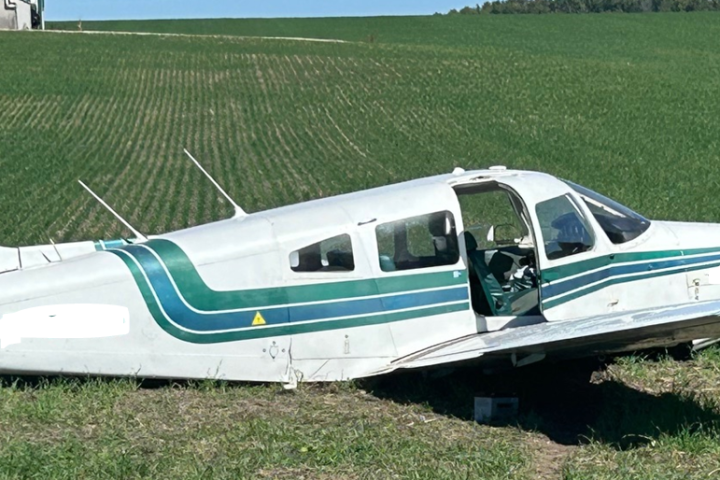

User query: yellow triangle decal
[252,311,266,326]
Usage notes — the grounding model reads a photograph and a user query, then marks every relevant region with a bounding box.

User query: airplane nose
[659,221,720,249]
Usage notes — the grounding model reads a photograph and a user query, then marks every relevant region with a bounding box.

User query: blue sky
[46,1,469,21]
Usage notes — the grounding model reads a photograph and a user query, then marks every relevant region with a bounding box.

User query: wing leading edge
[376,300,720,374]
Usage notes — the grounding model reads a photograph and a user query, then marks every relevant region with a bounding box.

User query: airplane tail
[0,246,18,274]
[0,239,129,274]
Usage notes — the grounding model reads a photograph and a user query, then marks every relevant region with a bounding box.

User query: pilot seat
[464,231,539,317]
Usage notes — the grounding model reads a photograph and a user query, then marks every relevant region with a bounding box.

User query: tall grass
[2,14,720,244]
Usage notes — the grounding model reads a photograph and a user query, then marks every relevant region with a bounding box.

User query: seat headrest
[297,251,322,271]
[428,212,449,236]
[327,250,354,271]
[379,255,396,272]
[464,231,478,251]
[433,236,448,253]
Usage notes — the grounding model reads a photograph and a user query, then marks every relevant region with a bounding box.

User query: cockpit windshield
[564,181,651,244]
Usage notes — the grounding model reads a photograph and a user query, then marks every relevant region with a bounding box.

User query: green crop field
[2,12,720,479]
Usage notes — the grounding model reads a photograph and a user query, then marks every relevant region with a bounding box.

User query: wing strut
[78,180,148,242]
[183,148,246,217]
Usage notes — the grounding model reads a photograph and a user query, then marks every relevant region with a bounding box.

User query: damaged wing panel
[381,300,720,372]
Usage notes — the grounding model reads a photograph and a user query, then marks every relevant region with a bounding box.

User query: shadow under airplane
[364,358,720,448]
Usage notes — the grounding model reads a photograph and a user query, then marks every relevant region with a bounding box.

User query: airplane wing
[376,300,720,373]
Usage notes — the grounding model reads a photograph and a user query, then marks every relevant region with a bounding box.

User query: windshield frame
[563,180,651,245]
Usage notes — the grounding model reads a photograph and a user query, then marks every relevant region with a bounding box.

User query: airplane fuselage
[2,169,720,382]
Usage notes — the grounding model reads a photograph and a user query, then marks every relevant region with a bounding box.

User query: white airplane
[2,157,720,386]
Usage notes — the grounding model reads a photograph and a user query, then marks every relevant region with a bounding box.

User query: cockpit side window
[536,195,594,260]
[564,181,651,244]
[290,234,354,272]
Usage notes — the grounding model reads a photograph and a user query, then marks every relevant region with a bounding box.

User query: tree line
[447,0,720,14]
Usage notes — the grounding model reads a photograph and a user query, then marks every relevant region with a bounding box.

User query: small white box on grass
[474,397,519,423]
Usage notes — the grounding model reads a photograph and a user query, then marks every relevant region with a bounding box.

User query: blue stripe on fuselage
[119,246,469,333]
[541,253,720,299]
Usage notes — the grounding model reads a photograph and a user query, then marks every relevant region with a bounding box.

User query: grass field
[2,12,720,479]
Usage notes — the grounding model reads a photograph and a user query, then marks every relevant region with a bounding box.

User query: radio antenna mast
[183,148,246,217]
[78,180,148,242]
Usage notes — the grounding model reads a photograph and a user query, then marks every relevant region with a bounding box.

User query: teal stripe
[543,260,720,309]
[94,239,130,251]
[543,252,720,298]
[542,247,720,283]
[136,239,467,311]
[110,239,470,344]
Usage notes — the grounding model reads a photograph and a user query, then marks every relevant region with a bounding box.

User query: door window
[536,195,594,260]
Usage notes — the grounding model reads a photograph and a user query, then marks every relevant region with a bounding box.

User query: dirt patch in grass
[527,435,577,479]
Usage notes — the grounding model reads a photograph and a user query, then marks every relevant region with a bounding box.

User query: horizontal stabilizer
[0,240,115,274]
[0,246,19,274]
[379,300,720,373]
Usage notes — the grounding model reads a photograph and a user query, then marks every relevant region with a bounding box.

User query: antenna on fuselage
[182,148,246,217]
[77,180,148,242]
[49,238,63,261]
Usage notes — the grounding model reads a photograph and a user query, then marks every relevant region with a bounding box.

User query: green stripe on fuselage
[112,249,469,343]
[541,247,720,283]
[143,239,467,311]
[543,260,720,309]
[109,239,470,343]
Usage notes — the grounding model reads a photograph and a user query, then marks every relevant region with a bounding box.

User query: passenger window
[290,234,354,272]
[376,211,459,272]
[536,196,593,260]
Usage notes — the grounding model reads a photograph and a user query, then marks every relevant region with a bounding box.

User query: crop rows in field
[1,14,720,248]
[0,36,406,242]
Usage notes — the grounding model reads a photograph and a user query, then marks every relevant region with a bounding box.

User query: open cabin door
[454,183,541,325]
